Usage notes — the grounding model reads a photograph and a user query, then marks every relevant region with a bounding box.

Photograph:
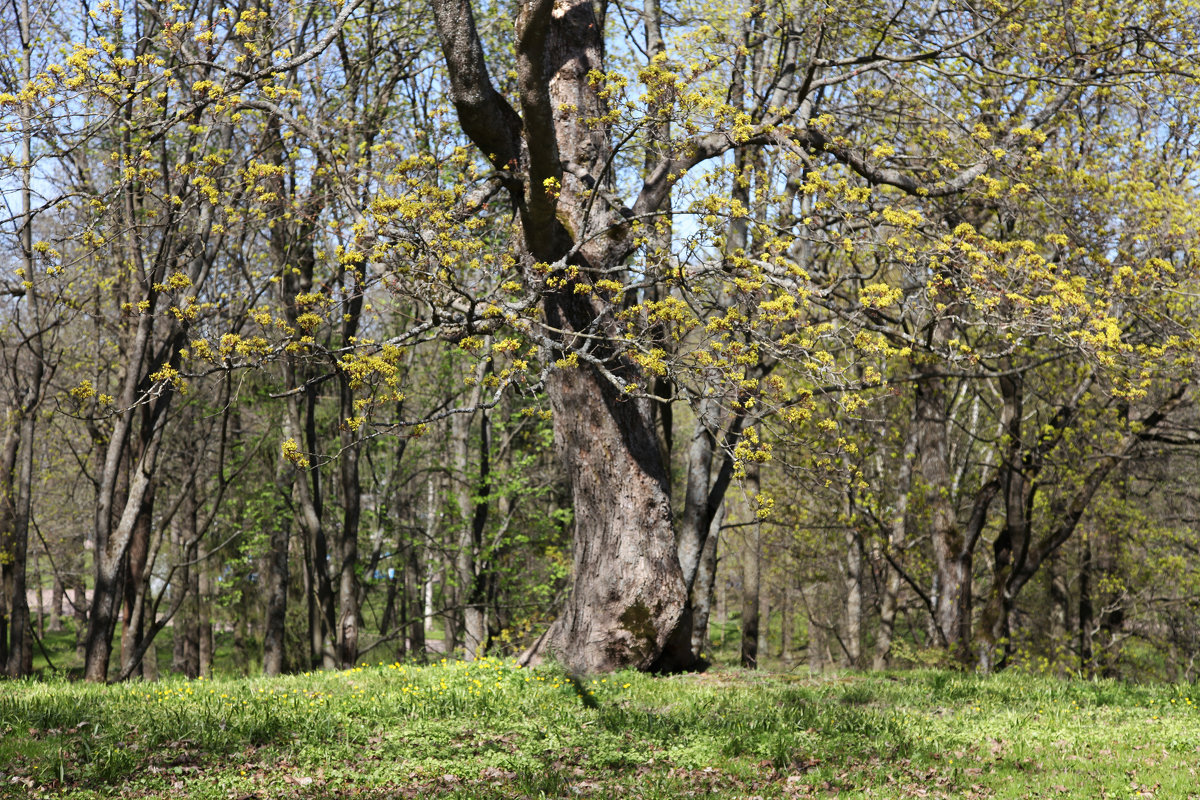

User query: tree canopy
[3,0,1200,681]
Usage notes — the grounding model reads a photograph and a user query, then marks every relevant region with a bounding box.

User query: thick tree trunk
[534,356,690,673]
[85,560,122,682]
[434,0,694,673]
[0,419,33,676]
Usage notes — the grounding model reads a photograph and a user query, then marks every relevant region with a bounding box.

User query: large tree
[419,0,1200,673]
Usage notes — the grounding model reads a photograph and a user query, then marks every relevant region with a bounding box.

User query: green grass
[2,663,1199,798]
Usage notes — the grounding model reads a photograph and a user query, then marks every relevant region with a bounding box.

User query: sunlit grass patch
[2,665,1199,798]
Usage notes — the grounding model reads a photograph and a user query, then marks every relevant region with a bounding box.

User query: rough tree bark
[433,0,694,673]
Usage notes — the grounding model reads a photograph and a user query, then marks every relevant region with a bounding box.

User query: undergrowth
[2,662,1199,798]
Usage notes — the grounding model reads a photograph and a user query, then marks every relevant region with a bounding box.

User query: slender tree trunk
[337,388,362,670]
[779,586,791,661]
[406,531,425,659]
[171,492,198,678]
[978,375,1025,671]
[73,571,87,663]
[914,363,972,660]
[336,257,366,669]
[741,466,761,669]
[843,528,863,667]
[805,585,830,673]
[1097,515,1125,678]
[452,363,490,660]
[380,571,398,644]
[0,417,14,670]
[875,422,917,669]
[33,544,43,640]
[50,575,63,633]
[4,0,42,676]
[717,570,727,649]
[142,635,158,681]
[120,473,155,679]
[86,404,168,682]
[262,458,291,675]
[198,556,212,678]
[985,391,1181,673]
[689,500,724,660]
[276,178,335,669]
[285,386,335,670]
[1079,532,1094,677]
[262,113,305,677]
[758,594,770,664]
[421,475,438,651]
[1048,549,1069,660]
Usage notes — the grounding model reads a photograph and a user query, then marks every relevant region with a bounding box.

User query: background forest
[3,0,1200,685]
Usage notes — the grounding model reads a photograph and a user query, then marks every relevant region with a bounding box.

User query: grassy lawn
[2,661,1199,799]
